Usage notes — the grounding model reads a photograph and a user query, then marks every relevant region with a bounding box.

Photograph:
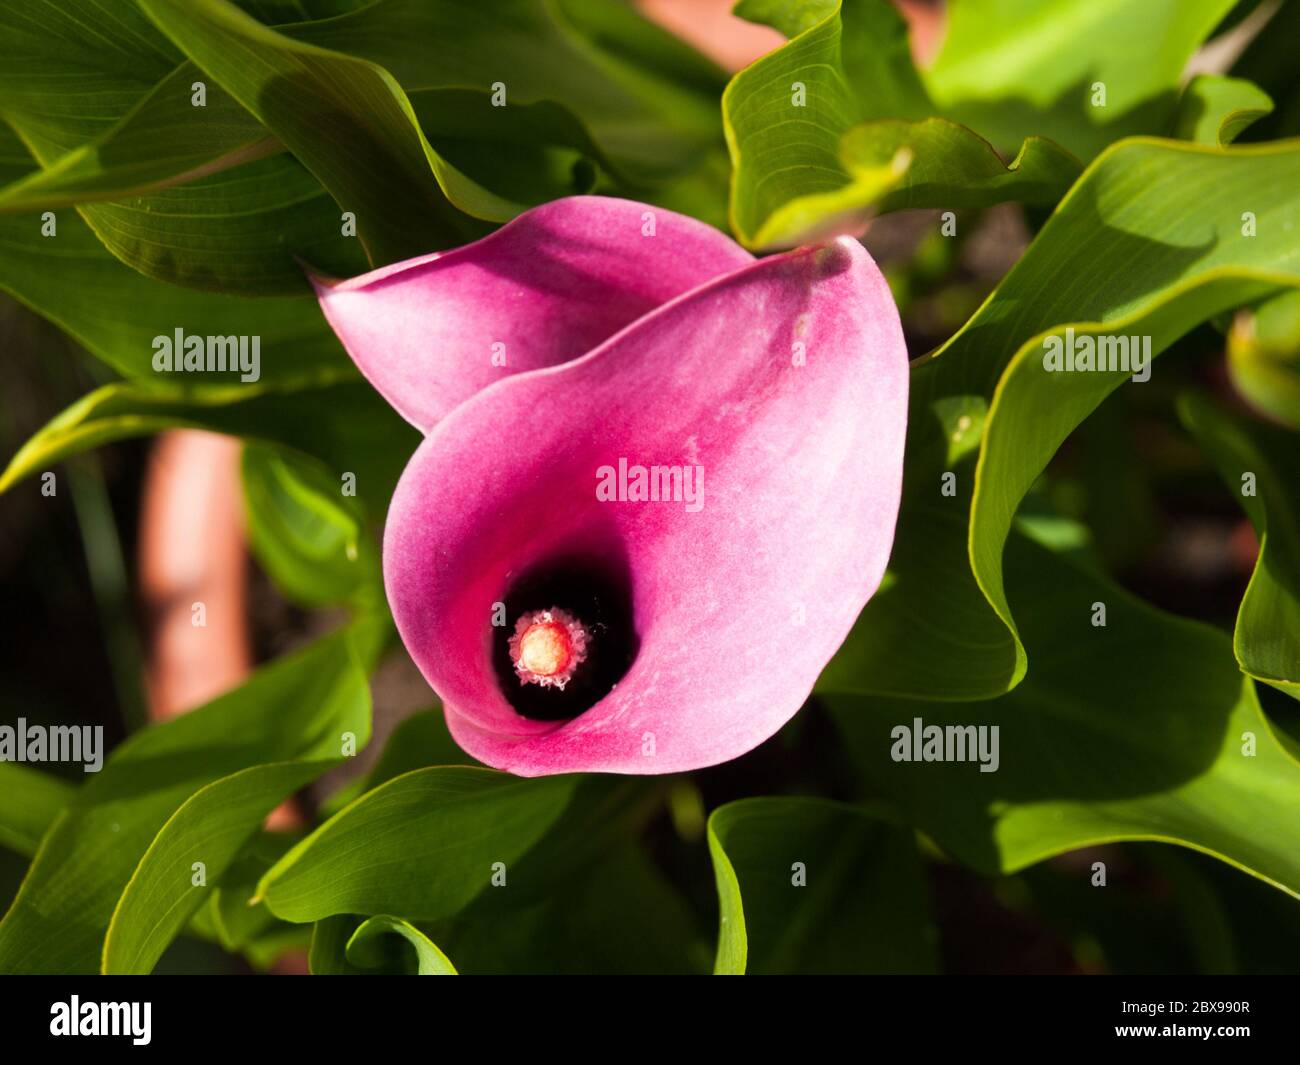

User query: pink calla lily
[314,196,907,776]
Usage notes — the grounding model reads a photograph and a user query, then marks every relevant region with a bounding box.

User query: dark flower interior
[492,550,640,721]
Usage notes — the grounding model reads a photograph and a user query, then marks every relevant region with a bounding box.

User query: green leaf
[0,215,345,381]
[708,797,936,974]
[828,534,1300,897]
[723,0,1077,249]
[1226,288,1300,428]
[0,88,604,295]
[428,841,705,974]
[75,155,370,295]
[1179,393,1300,700]
[127,0,727,269]
[823,137,1300,702]
[135,0,489,264]
[208,831,300,952]
[0,1,181,159]
[291,0,725,181]
[364,709,479,783]
[318,707,479,818]
[0,4,374,293]
[412,90,608,207]
[102,760,336,974]
[723,0,923,249]
[924,0,1239,159]
[241,444,380,608]
[841,118,1082,212]
[0,81,606,224]
[0,5,369,295]
[309,912,459,975]
[345,915,457,974]
[0,133,352,383]
[258,768,654,924]
[2,0,722,201]
[0,60,278,213]
[0,764,74,857]
[0,379,418,522]
[0,626,373,973]
[1173,74,1273,147]
[307,915,354,974]
[0,0,726,290]
[966,139,1300,694]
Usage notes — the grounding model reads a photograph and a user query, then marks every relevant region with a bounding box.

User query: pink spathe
[315,196,753,431]
[314,196,908,776]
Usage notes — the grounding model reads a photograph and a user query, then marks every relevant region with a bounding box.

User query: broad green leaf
[208,831,300,952]
[1173,74,1273,147]
[828,534,1300,897]
[841,118,1081,213]
[0,176,352,384]
[1179,393,1300,700]
[0,794,294,968]
[724,0,924,249]
[1227,288,1300,428]
[412,90,607,209]
[823,137,1300,702]
[318,707,479,818]
[966,139,1300,694]
[308,914,358,974]
[364,709,479,783]
[0,764,74,857]
[723,0,1077,249]
[818,404,1016,701]
[346,915,457,975]
[427,841,705,974]
[0,212,347,381]
[135,0,488,264]
[294,0,724,181]
[309,913,458,975]
[235,1,372,19]
[0,5,377,293]
[241,444,380,608]
[0,626,373,973]
[1,0,720,201]
[0,378,418,522]
[708,797,936,974]
[1,0,724,290]
[0,1,181,158]
[72,155,369,295]
[130,0,726,268]
[0,88,597,294]
[0,82,606,216]
[0,0,356,163]
[258,768,654,924]
[102,760,335,974]
[0,61,278,213]
[924,0,1239,159]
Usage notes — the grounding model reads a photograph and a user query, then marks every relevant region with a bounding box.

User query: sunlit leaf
[1179,393,1300,701]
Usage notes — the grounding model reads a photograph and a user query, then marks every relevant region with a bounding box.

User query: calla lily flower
[314,196,907,776]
